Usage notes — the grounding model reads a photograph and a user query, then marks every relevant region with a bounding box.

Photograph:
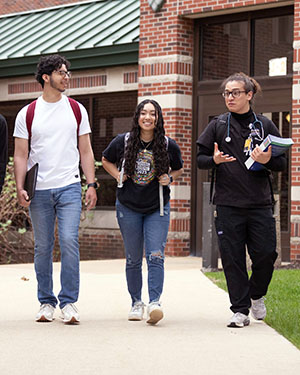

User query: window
[199,8,293,80]
[201,21,248,80]
[88,92,138,208]
[254,15,293,76]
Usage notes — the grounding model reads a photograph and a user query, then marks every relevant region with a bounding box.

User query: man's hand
[213,143,236,165]
[17,189,31,207]
[250,145,272,164]
[85,187,97,210]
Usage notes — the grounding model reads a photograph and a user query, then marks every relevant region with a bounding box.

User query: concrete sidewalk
[0,256,299,375]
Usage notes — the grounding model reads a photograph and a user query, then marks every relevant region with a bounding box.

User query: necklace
[140,139,153,151]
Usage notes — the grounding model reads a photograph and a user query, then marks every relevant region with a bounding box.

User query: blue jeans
[116,199,170,305]
[29,182,82,309]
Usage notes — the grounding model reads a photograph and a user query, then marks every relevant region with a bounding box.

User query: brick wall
[138,0,194,255]
[139,0,298,259]
[291,1,300,260]
[2,0,298,260]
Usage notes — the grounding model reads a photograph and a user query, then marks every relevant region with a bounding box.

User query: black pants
[214,206,278,315]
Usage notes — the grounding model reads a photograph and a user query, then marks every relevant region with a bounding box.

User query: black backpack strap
[267,173,276,212]
[209,113,229,204]
[209,168,215,204]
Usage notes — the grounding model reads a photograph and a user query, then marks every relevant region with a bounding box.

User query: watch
[87,182,98,189]
[168,174,173,183]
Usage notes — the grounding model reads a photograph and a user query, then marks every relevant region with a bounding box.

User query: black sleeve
[102,133,125,165]
[262,118,287,172]
[168,137,183,171]
[196,119,217,170]
[0,114,8,194]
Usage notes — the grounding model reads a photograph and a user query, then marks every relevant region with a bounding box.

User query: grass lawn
[205,269,300,350]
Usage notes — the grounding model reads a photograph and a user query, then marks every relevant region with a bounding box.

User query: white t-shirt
[14,95,91,190]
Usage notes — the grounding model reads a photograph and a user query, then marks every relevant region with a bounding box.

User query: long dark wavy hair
[124,99,170,177]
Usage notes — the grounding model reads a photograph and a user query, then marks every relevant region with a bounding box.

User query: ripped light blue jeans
[116,199,170,305]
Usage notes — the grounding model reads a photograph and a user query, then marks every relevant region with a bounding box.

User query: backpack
[25,97,82,141]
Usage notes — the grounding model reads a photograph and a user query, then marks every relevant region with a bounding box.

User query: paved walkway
[0,257,299,375]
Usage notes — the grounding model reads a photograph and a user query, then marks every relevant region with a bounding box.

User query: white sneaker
[251,297,267,320]
[128,301,145,321]
[146,301,164,325]
[227,312,250,328]
[60,303,80,324]
[35,304,55,322]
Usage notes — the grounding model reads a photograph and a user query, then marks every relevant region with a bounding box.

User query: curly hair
[221,72,262,105]
[124,99,170,177]
[35,54,70,88]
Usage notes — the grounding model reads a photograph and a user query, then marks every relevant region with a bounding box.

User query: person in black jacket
[0,114,8,194]
[196,72,286,328]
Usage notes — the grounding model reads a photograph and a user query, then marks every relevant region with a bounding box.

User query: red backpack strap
[26,100,37,140]
[68,97,82,135]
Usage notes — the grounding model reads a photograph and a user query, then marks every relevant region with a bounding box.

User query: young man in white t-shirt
[14,55,97,324]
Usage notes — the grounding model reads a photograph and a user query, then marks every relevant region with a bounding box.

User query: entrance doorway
[191,6,293,261]
[193,78,292,261]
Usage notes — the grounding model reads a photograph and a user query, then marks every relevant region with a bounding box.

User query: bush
[0,158,101,264]
[0,158,33,263]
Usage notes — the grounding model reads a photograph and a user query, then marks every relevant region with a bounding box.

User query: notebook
[24,163,39,201]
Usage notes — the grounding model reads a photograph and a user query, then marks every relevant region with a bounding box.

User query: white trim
[292,84,300,100]
[0,65,138,101]
[80,210,118,230]
[170,185,191,201]
[167,231,190,239]
[139,54,193,64]
[139,74,193,83]
[293,41,300,49]
[290,237,300,245]
[290,215,300,223]
[138,94,192,109]
[80,204,190,230]
[170,211,190,220]
[291,186,300,201]
[293,62,300,71]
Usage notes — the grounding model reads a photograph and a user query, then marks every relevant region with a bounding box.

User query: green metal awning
[0,0,140,77]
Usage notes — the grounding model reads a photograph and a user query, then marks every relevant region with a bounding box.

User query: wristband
[87,182,98,189]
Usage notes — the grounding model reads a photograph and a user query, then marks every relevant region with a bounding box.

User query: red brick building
[0,0,298,261]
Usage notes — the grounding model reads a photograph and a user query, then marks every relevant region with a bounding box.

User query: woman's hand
[250,145,272,164]
[159,174,171,186]
[213,142,236,165]
[117,171,128,185]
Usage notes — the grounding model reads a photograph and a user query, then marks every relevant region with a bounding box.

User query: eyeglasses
[53,70,72,78]
[222,90,246,99]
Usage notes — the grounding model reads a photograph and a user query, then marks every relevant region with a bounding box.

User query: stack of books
[245,135,293,171]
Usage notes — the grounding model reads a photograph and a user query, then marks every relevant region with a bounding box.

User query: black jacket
[196,110,287,208]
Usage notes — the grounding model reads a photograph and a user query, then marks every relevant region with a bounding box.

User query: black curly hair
[124,99,170,177]
[35,54,70,88]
